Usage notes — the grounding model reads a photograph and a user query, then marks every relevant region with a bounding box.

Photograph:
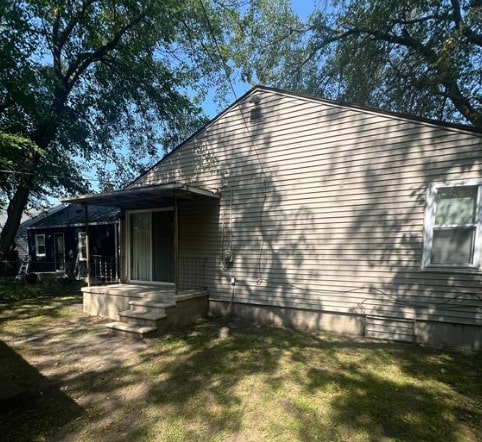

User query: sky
[291,0,316,19]
[202,0,316,118]
[90,0,318,197]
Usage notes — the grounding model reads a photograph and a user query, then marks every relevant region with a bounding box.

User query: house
[66,86,482,349]
[25,204,120,283]
[16,205,65,257]
[0,205,64,278]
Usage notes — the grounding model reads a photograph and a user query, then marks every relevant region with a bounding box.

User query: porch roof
[62,182,219,210]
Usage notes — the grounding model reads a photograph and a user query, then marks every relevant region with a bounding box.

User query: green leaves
[0,0,242,256]
[0,133,43,209]
[0,0,232,196]
[233,0,482,127]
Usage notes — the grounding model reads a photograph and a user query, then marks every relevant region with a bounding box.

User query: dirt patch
[0,298,235,441]
[0,299,155,441]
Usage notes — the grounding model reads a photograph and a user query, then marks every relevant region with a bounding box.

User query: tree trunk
[0,90,65,266]
[0,184,32,264]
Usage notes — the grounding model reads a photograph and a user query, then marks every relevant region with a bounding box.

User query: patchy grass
[1,297,481,442]
[0,280,82,302]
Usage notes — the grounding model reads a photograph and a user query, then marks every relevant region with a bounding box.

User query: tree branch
[451,0,463,27]
[302,27,361,67]
[450,0,482,47]
[442,80,481,126]
[349,27,480,125]
[56,0,97,57]
[52,7,63,79]
[306,22,482,127]
[388,14,439,27]
[64,12,147,93]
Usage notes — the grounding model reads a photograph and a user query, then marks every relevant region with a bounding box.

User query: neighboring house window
[35,234,46,257]
[78,232,87,261]
[423,181,482,269]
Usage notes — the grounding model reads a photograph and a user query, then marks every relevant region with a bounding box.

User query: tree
[0,0,236,261]
[228,0,305,86]
[0,133,44,213]
[234,0,482,127]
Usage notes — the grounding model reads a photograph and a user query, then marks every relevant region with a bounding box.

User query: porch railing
[178,257,208,290]
[1,255,117,285]
[90,255,117,285]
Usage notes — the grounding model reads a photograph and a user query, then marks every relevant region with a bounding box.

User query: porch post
[84,205,91,287]
[174,197,179,296]
[114,217,120,283]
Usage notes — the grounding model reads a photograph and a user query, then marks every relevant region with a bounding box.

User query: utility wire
[193,2,482,315]
[0,168,102,182]
[198,0,269,282]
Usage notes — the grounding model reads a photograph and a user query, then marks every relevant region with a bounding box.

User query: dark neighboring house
[26,204,120,283]
[1,205,65,278]
[16,205,65,257]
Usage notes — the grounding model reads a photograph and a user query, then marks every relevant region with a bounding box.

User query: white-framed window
[35,234,46,257]
[423,180,482,270]
[78,232,87,261]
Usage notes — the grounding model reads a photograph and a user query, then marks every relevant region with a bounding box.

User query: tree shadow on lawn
[61,319,287,440]
[144,322,482,441]
[3,297,481,442]
[0,340,84,442]
[0,295,82,323]
[278,335,482,441]
[0,280,83,302]
[69,318,482,441]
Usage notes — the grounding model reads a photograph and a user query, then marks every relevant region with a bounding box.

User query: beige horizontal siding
[140,88,482,326]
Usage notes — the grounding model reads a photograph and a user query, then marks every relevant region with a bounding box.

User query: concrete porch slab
[82,283,175,298]
[82,283,209,329]
[82,284,175,319]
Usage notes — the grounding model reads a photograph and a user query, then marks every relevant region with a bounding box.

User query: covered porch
[63,182,219,338]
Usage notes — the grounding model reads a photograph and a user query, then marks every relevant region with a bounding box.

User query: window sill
[422,264,481,274]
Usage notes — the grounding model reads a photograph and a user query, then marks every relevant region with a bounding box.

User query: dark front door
[54,233,65,271]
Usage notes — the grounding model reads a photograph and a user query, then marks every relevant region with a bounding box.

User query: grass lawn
[0,280,82,301]
[1,290,481,442]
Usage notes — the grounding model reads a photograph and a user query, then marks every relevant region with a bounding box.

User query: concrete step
[105,322,157,339]
[128,299,175,315]
[143,292,176,303]
[118,310,167,327]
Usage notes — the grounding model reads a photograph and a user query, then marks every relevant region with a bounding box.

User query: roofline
[254,85,482,136]
[128,88,259,187]
[129,85,482,187]
[62,181,219,209]
[27,220,118,230]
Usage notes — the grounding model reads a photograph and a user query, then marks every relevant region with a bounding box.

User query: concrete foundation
[210,300,482,351]
[209,301,364,336]
[415,321,482,351]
